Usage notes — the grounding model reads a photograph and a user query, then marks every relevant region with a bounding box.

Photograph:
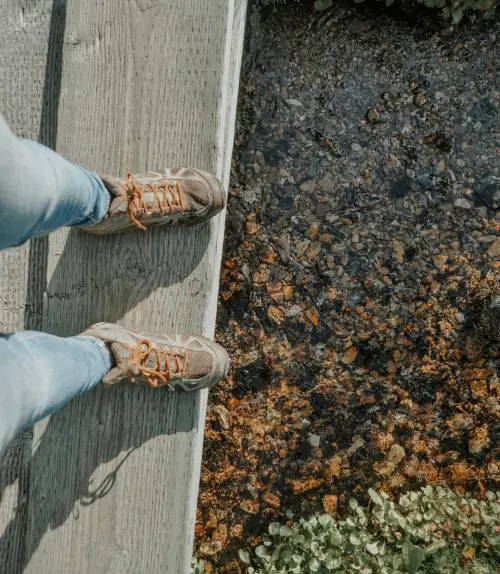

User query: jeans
[0,115,113,455]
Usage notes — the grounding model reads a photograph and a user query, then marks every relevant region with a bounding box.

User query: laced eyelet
[126,173,185,230]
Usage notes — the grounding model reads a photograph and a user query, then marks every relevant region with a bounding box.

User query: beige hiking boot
[82,322,230,391]
[85,168,226,235]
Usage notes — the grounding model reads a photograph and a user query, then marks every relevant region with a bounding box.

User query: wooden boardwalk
[0,1,246,572]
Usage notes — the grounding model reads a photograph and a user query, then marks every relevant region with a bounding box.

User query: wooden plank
[22,1,247,573]
[0,1,53,571]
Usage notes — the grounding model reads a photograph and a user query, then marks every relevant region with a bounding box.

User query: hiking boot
[82,322,230,391]
[85,168,226,235]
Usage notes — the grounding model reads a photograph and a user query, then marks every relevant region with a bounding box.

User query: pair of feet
[81,168,229,392]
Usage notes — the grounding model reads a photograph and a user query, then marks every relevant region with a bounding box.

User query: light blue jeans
[0,115,113,455]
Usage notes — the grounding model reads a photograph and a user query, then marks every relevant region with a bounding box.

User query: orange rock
[263,493,281,508]
[199,540,223,557]
[487,238,500,258]
[387,360,398,374]
[250,419,267,436]
[322,495,338,514]
[319,233,334,244]
[206,511,218,530]
[307,223,320,239]
[240,499,260,514]
[393,239,405,264]
[290,477,322,493]
[324,456,342,480]
[305,308,319,326]
[432,255,448,270]
[465,332,484,361]
[230,524,243,537]
[247,221,259,235]
[469,424,489,454]
[463,369,495,381]
[213,523,228,546]
[373,460,394,476]
[448,461,472,484]
[341,346,358,364]
[261,245,276,264]
[387,444,406,466]
[469,379,488,399]
[268,306,284,323]
[360,393,376,405]
[307,243,322,259]
[326,287,337,300]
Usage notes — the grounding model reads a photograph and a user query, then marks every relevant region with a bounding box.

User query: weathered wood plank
[0,2,53,571]
[21,1,246,573]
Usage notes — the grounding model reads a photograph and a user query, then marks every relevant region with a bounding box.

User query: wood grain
[17,1,247,573]
[0,1,52,572]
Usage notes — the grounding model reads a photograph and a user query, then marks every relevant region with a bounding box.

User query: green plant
[190,557,206,574]
[238,487,500,573]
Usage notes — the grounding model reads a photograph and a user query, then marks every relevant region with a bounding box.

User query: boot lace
[126,173,185,230]
[128,339,188,388]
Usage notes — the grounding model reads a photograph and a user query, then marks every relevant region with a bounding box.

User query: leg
[0,115,110,249]
[0,332,112,455]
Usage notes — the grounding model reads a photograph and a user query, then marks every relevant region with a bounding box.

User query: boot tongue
[100,175,129,214]
[101,342,133,384]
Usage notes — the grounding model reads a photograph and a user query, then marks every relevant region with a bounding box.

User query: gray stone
[318,173,335,192]
[453,198,472,210]
[285,98,303,107]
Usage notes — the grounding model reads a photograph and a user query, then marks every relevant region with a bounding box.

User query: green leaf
[239,549,251,564]
[319,514,333,527]
[331,531,343,546]
[309,557,321,572]
[369,488,385,507]
[350,533,361,546]
[424,539,446,556]
[280,525,293,537]
[349,498,359,510]
[402,541,425,574]
[292,553,303,564]
[314,0,333,11]
[255,545,268,559]
[269,522,281,536]
[366,541,379,555]
[452,7,463,23]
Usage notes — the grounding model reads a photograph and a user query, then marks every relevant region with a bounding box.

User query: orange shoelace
[126,173,186,230]
[128,339,188,388]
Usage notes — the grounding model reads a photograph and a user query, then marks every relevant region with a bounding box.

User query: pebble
[487,238,500,258]
[435,160,446,175]
[433,255,448,270]
[285,98,303,107]
[413,93,426,107]
[316,203,330,217]
[318,174,335,192]
[475,176,500,210]
[351,143,362,152]
[453,198,472,210]
[308,433,321,447]
[300,181,316,193]
[367,108,380,122]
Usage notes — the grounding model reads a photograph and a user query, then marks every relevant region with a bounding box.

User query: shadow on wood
[44,223,211,336]
[1,385,201,573]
